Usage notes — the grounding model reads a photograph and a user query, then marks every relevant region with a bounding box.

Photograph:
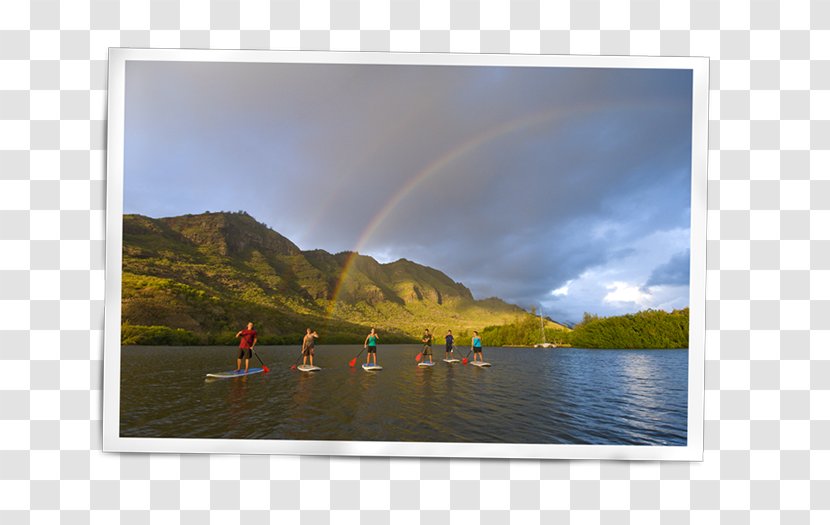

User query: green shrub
[121,324,202,346]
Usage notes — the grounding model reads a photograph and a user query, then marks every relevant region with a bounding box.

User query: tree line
[481,308,689,349]
[121,308,690,349]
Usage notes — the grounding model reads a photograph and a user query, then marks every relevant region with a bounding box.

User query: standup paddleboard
[297,364,321,372]
[362,363,383,372]
[471,361,491,367]
[443,358,460,363]
[418,361,436,367]
[206,367,264,379]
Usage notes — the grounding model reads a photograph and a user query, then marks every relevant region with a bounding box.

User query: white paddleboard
[471,361,491,367]
[297,364,321,372]
[443,358,460,363]
[418,361,436,367]
[362,363,383,371]
[206,367,264,379]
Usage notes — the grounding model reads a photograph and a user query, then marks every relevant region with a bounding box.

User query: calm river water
[120,344,687,445]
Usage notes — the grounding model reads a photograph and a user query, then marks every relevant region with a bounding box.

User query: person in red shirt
[235,322,258,373]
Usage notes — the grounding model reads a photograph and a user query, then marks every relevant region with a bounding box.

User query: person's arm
[364,334,369,347]
[235,331,242,337]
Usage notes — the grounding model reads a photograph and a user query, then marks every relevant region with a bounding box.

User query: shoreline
[121,343,688,350]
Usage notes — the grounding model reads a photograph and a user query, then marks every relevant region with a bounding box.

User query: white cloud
[603,281,652,306]
[551,281,571,296]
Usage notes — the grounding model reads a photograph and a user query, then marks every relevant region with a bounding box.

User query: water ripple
[120,345,688,445]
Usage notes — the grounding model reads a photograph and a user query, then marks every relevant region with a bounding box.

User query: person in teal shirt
[471,331,484,362]
[364,328,380,366]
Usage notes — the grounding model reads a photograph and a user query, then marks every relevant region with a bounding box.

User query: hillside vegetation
[479,308,688,349]
[481,313,569,347]
[121,211,554,345]
[567,308,689,349]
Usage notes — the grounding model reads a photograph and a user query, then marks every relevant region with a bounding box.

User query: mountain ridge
[121,211,566,344]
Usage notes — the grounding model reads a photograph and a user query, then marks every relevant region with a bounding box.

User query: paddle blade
[290,364,297,370]
[415,353,423,362]
[349,357,357,367]
[263,365,270,373]
[462,358,469,364]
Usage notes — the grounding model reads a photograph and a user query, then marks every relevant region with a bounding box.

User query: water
[120,345,687,445]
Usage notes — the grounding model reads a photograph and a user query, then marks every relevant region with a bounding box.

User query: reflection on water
[120,345,688,445]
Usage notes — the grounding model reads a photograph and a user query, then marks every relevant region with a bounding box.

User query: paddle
[289,351,304,370]
[251,347,270,373]
[348,347,366,368]
[461,348,474,365]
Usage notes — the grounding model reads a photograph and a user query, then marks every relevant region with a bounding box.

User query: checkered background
[0,0,827,523]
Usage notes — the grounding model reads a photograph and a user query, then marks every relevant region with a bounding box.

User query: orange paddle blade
[349,358,357,367]
[415,353,423,362]
[263,366,270,373]
[462,358,469,364]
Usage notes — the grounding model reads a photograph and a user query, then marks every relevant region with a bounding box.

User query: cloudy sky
[124,59,693,324]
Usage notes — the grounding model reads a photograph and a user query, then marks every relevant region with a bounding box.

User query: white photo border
[103,48,709,461]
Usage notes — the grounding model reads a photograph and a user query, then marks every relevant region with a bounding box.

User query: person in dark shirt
[235,322,258,373]
[444,330,455,361]
[421,329,433,364]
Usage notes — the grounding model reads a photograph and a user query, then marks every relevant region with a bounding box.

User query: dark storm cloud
[645,250,691,289]
[124,60,693,323]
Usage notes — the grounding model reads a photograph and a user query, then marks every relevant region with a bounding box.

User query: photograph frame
[103,48,708,461]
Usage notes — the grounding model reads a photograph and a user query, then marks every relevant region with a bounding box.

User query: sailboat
[534,308,557,348]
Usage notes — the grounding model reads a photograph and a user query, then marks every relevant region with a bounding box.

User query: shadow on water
[120,345,688,445]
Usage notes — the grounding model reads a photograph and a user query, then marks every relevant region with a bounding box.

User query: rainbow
[324,98,677,318]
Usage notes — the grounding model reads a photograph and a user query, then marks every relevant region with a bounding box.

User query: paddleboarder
[364,328,380,366]
[471,331,484,362]
[444,330,455,360]
[302,328,319,368]
[421,329,434,364]
[234,322,258,373]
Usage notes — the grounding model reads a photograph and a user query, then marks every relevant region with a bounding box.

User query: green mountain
[121,211,559,345]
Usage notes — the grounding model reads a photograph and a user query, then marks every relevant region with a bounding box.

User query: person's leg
[236,357,241,371]
[310,351,314,367]
[244,357,250,372]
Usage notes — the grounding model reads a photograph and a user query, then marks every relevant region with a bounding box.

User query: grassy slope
[121,212,543,344]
